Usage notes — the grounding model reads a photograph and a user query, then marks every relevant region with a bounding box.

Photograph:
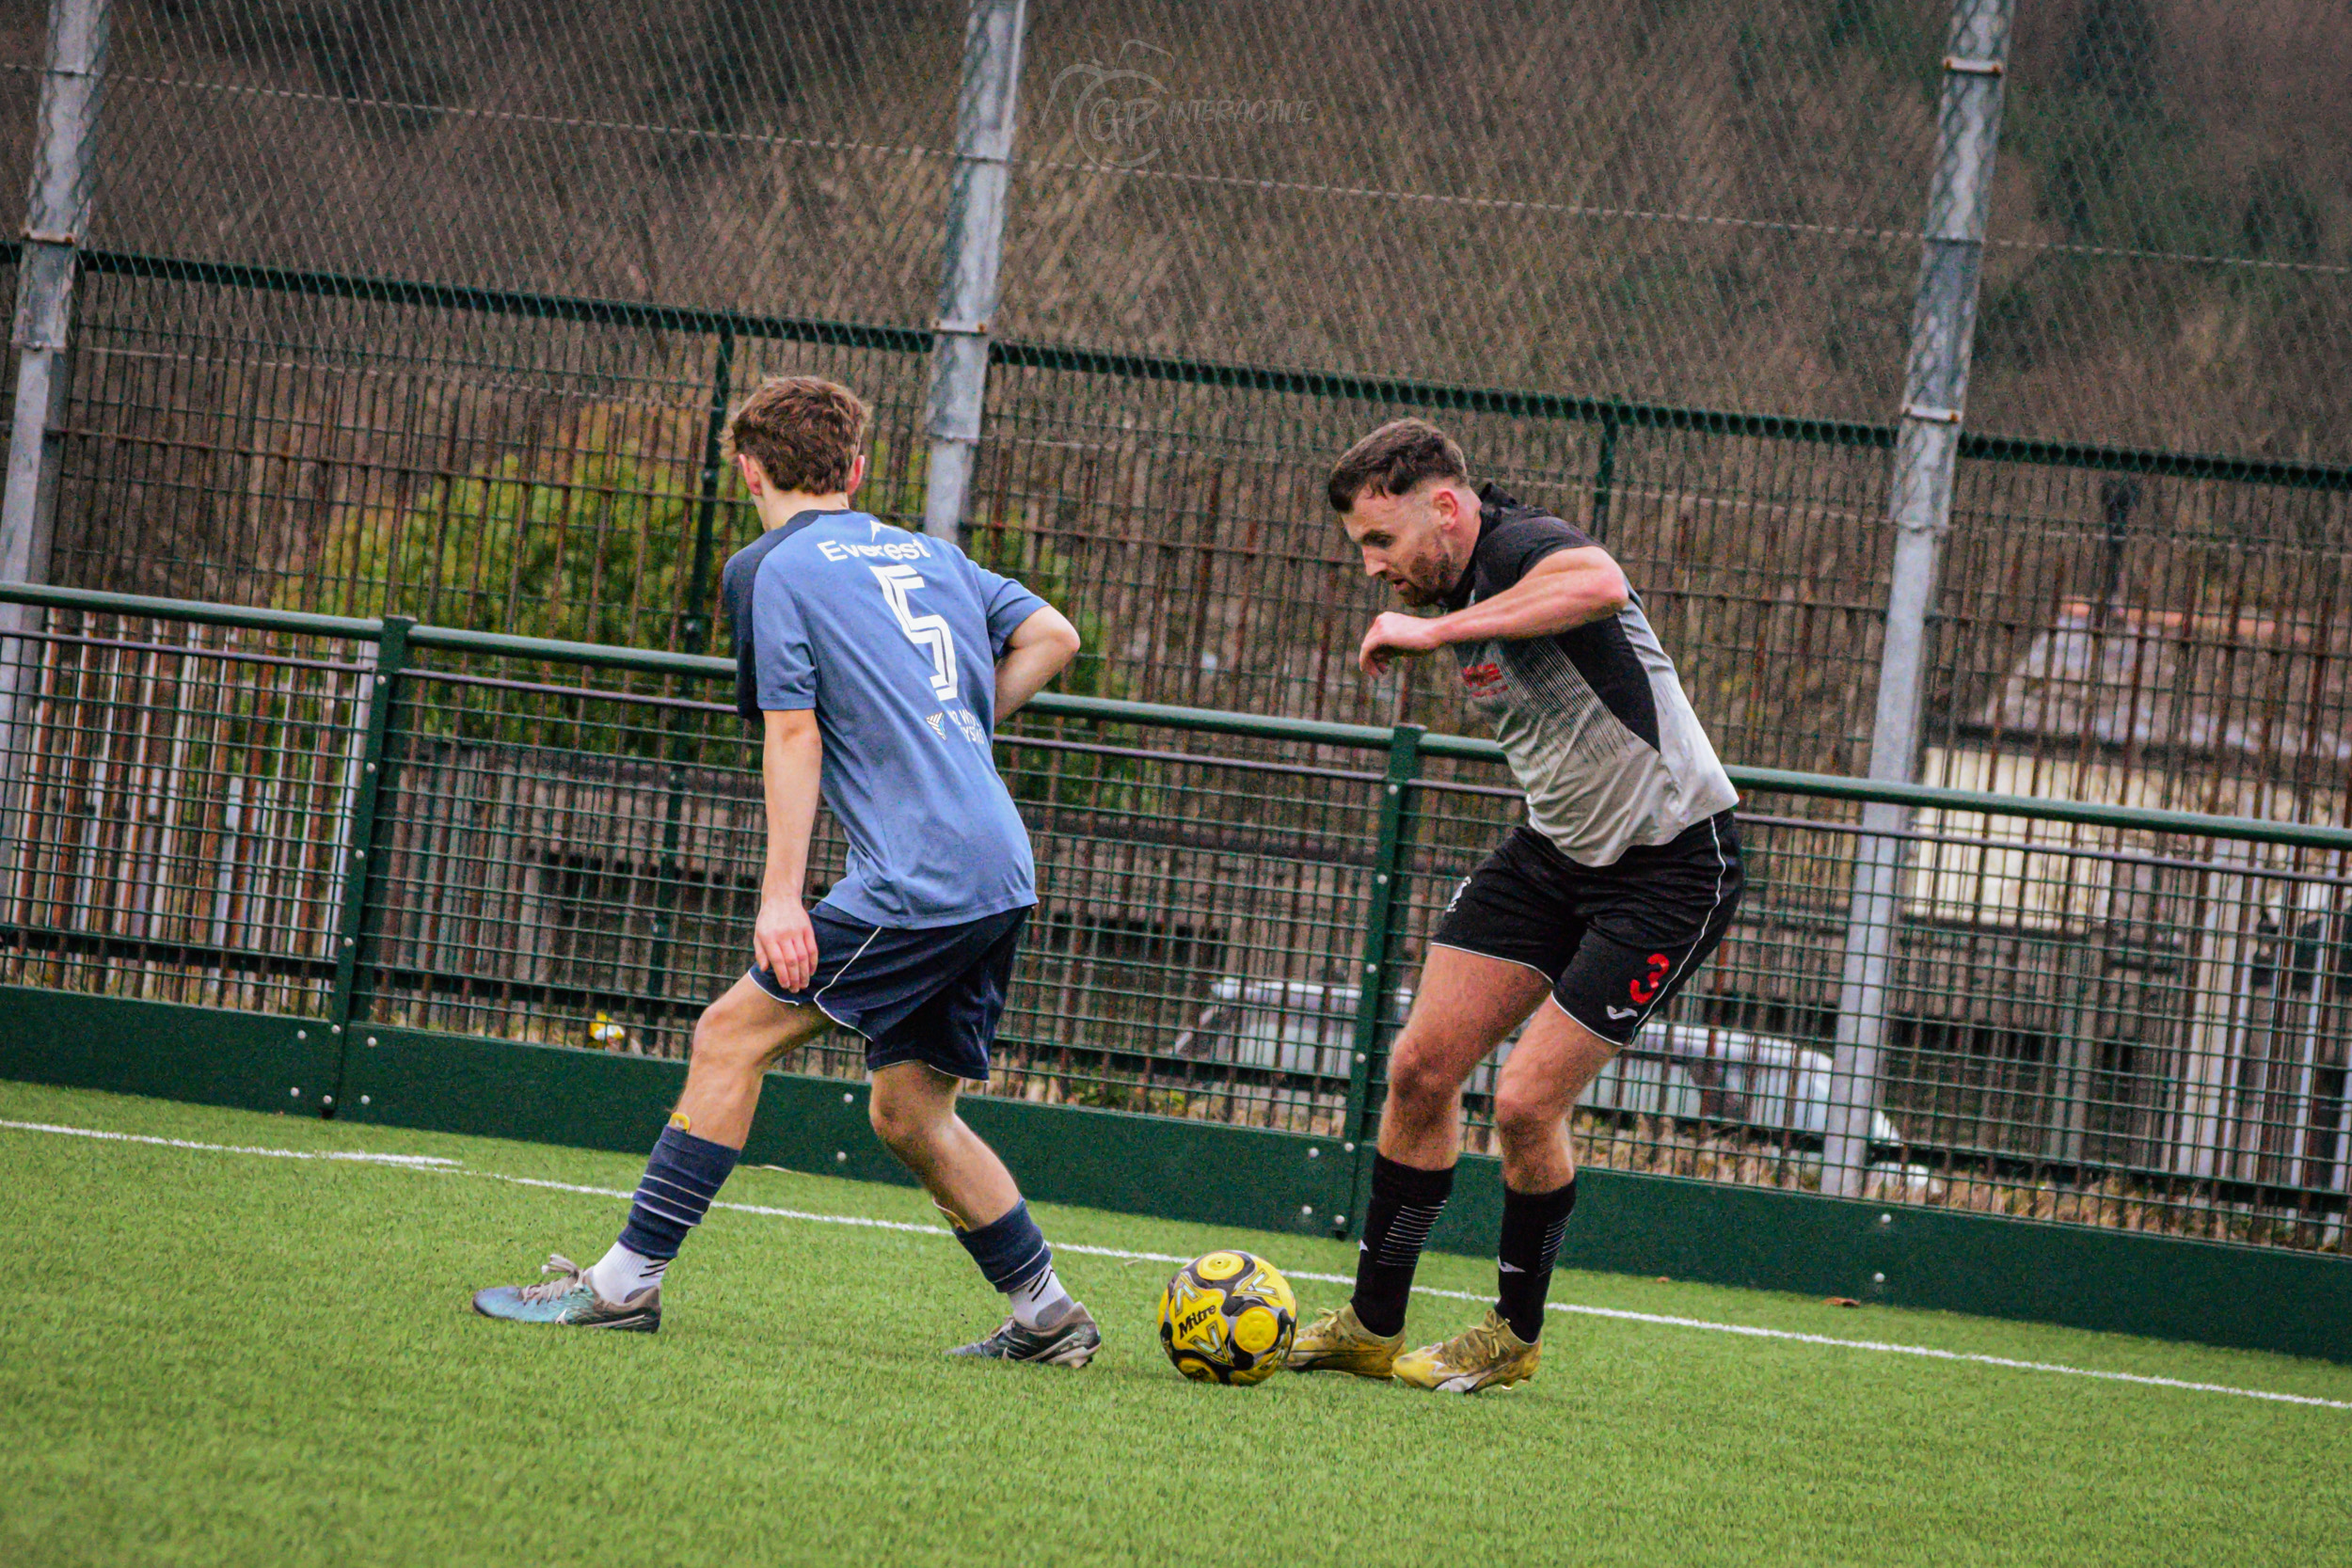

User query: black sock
[1351,1154,1454,1338]
[1495,1177,1579,1342]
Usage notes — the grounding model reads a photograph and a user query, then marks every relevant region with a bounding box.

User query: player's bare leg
[868,1060,1100,1367]
[1377,946,1554,1169]
[471,977,828,1329]
[1393,997,1615,1393]
[1291,947,1548,1376]
[866,1060,1021,1227]
[672,974,834,1147]
[1488,998,1617,1192]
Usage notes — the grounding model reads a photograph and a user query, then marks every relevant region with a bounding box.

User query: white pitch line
[1524,1304,2352,1408]
[8,1117,2348,1411]
[0,1117,458,1166]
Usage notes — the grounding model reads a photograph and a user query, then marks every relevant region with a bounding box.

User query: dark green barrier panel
[952,1093,1345,1242]
[340,1023,1344,1239]
[0,984,338,1116]
[1425,1158,2352,1365]
[8,990,2348,1363]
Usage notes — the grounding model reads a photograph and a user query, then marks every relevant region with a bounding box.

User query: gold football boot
[1284,1302,1404,1379]
[1389,1307,1540,1394]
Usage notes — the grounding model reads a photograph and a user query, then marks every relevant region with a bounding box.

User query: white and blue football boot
[947,1302,1101,1366]
[471,1254,660,1332]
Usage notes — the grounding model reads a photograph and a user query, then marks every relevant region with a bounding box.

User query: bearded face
[1340,482,1474,608]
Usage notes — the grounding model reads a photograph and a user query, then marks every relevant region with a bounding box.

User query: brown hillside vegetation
[0,0,2336,456]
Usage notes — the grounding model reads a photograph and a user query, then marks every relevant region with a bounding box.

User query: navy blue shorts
[749,905,1029,1082]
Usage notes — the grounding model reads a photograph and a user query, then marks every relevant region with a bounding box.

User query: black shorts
[750,905,1029,1082]
[1429,811,1742,1047]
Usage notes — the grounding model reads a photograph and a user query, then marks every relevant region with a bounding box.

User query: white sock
[1008,1264,1074,1330]
[588,1242,668,1304]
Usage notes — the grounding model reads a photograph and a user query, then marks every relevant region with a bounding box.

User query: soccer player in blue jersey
[472,375,1099,1365]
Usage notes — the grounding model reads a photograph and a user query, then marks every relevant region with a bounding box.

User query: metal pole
[922,0,1026,543]
[2,0,109,590]
[1821,0,2012,1196]
[0,0,108,879]
[681,324,736,657]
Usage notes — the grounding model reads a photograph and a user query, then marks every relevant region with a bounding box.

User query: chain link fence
[2,590,2344,1249]
[0,0,2338,800]
[0,2,2344,1249]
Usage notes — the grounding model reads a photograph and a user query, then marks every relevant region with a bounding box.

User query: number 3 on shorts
[1628,951,1670,1006]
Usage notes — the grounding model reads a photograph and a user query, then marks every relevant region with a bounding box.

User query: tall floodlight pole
[1,0,109,591]
[922,0,1026,542]
[0,0,109,866]
[1821,0,2013,1196]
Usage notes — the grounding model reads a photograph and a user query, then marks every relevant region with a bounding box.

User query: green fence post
[1589,408,1620,542]
[681,322,735,656]
[1337,722,1423,1235]
[646,325,735,1005]
[321,614,410,1117]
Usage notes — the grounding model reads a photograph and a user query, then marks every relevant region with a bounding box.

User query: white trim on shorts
[813,925,882,1013]
[749,924,882,1039]
[1621,813,1734,1037]
[1545,990,1624,1046]
[1423,940,1560,987]
[748,973,861,1037]
[807,924,883,1038]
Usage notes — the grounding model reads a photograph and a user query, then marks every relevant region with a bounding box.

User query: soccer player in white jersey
[1288,419,1744,1393]
[472,376,1101,1365]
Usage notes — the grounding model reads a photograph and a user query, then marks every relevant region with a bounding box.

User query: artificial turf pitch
[5,1081,2348,1568]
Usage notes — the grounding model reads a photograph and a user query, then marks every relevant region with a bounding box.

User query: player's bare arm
[754,707,822,990]
[1359,547,1629,677]
[993,604,1083,721]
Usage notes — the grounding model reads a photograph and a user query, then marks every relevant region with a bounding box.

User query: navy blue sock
[615,1124,739,1262]
[952,1199,1055,1294]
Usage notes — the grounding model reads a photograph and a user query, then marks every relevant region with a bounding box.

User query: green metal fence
[6,0,2346,825]
[31,246,2349,800]
[4,580,2345,1262]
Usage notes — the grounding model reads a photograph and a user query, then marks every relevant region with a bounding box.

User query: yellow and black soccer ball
[1156,1249,1297,1385]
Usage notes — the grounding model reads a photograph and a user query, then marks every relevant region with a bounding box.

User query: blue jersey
[723,508,1048,929]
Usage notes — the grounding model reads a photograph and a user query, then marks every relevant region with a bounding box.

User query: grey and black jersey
[1442,483,1738,867]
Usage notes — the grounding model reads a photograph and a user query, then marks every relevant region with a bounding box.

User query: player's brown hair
[1327,418,1470,512]
[723,375,871,495]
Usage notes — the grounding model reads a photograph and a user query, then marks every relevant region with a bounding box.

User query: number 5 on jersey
[871,563,959,703]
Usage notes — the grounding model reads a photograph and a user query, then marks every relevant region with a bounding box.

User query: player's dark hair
[1327,418,1470,512]
[724,375,871,495]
